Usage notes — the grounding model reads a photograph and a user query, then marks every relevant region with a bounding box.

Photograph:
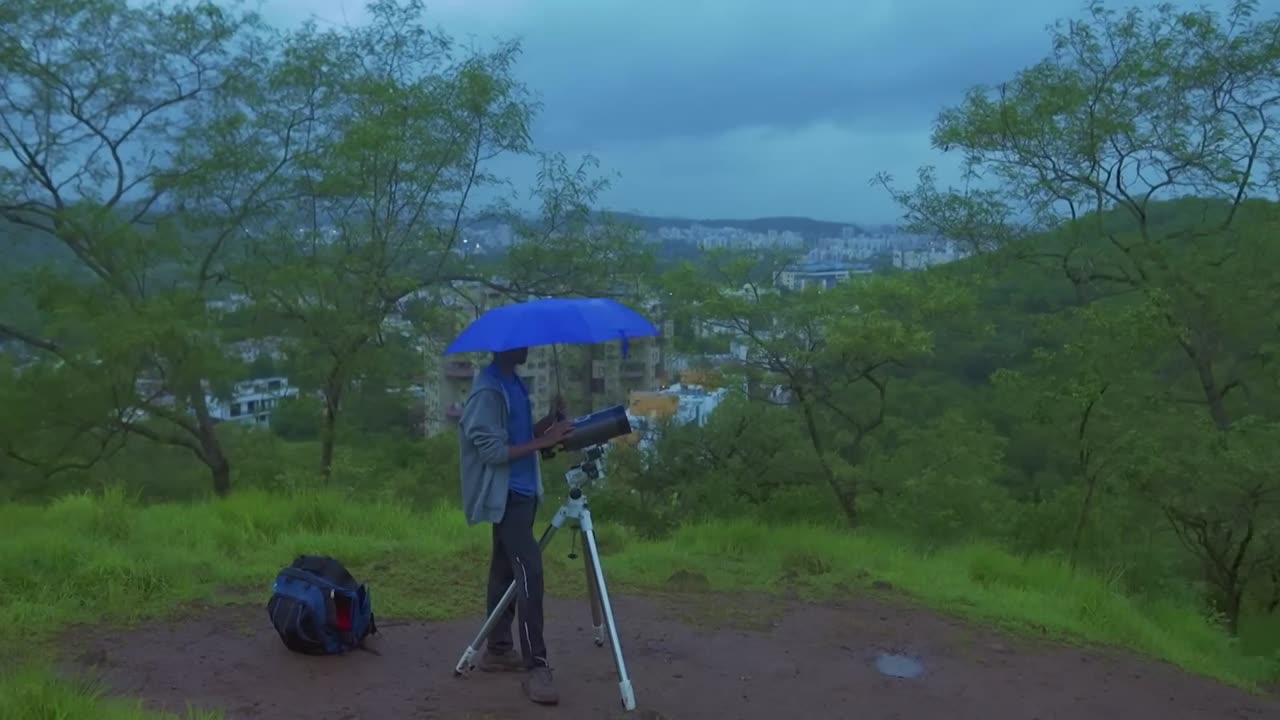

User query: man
[458,346,574,706]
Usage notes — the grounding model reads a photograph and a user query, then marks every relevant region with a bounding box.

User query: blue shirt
[490,365,537,497]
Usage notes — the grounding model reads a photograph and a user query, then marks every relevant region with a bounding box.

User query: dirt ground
[63,591,1278,720]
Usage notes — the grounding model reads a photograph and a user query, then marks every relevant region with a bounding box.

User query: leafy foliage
[874,0,1280,634]
[2,0,1280,678]
[0,0,279,495]
[662,252,985,527]
[0,0,652,488]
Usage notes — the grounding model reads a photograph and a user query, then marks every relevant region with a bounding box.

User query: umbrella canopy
[443,297,660,356]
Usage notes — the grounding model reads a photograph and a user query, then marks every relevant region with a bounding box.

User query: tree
[224,2,515,476]
[992,300,1162,568]
[664,254,980,526]
[0,354,130,493]
[230,2,652,476]
[1139,416,1280,634]
[497,152,655,300]
[0,0,294,495]
[269,394,322,442]
[857,407,1013,544]
[876,0,1280,627]
[879,1,1280,418]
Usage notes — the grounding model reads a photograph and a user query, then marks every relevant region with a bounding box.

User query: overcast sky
[256,0,1265,224]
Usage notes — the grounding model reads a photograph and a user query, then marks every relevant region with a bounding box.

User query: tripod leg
[454,578,517,676]
[581,529,605,646]
[580,510,637,711]
[454,522,560,676]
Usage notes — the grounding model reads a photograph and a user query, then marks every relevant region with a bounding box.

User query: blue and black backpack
[266,554,377,656]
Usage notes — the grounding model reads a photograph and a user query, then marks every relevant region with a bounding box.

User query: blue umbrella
[443,297,660,356]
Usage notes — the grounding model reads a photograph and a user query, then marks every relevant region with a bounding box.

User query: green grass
[1,487,1276,719]
[1240,612,1280,659]
[0,667,222,720]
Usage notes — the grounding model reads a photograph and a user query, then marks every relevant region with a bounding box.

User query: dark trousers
[486,491,548,669]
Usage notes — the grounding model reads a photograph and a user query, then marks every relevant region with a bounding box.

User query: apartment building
[775,261,872,291]
[620,382,729,453]
[206,376,299,427]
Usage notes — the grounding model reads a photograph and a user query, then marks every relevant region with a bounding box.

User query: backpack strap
[323,588,338,631]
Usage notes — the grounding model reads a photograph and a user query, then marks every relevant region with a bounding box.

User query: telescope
[540,404,632,460]
[564,444,607,490]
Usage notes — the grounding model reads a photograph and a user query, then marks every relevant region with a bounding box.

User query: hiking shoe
[478,649,525,673]
[522,666,559,705]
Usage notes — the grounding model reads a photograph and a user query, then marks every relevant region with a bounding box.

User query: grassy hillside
[1,486,1275,719]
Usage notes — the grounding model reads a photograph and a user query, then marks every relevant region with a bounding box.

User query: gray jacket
[457,366,544,526]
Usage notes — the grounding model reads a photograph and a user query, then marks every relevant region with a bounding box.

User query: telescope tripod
[453,486,637,712]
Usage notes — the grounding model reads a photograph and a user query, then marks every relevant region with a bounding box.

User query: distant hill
[2,209,897,280]
[467,209,895,240]
[600,211,873,239]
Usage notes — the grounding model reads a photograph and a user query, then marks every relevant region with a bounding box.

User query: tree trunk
[1166,328,1233,429]
[320,385,342,480]
[205,440,231,497]
[1214,583,1244,635]
[1166,507,1259,637]
[1206,524,1254,636]
[1068,471,1098,571]
[1069,386,1107,570]
[188,388,232,497]
[1188,351,1232,431]
[1267,571,1279,614]
[796,391,857,527]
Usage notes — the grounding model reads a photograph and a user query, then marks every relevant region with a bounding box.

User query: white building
[775,261,872,292]
[206,376,299,427]
[892,243,969,270]
[624,383,729,454]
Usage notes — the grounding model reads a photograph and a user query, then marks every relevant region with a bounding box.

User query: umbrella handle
[551,343,565,414]
[537,344,566,464]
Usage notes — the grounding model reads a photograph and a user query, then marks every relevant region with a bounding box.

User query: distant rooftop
[783,261,872,273]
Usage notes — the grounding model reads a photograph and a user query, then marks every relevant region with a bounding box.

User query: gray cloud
[261,0,1266,223]
[508,1,1064,147]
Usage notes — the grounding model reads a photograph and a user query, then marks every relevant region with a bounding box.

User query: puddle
[874,653,925,679]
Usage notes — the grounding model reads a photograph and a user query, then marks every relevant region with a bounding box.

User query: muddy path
[63,592,1277,719]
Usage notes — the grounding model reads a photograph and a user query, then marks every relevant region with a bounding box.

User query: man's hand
[510,418,575,459]
[538,419,574,449]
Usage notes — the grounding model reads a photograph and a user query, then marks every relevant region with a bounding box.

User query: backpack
[266,554,377,655]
